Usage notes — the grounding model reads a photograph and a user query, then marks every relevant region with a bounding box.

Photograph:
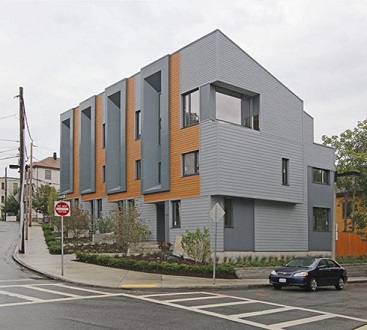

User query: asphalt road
[1,221,366,330]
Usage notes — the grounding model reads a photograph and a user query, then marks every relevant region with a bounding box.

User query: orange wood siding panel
[109,76,142,202]
[144,52,200,203]
[66,107,80,199]
[81,94,106,200]
[336,232,367,256]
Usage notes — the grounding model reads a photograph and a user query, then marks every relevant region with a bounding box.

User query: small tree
[181,227,211,263]
[33,185,58,217]
[109,204,150,255]
[65,207,91,243]
[1,193,20,215]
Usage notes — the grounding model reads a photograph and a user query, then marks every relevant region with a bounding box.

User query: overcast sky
[1,0,366,178]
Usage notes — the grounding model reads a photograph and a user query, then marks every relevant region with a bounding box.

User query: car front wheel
[335,278,345,290]
[307,277,318,291]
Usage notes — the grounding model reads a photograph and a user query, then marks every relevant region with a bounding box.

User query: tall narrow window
[128,199,135,209]
[183,151,199,176]
[158,162,161,184]
[172,200,181,228]
[313,208,330,231]
[135,160,141,180]
[102,123,106,148]
[224,199,233,228]
[282,158,289,185]
[183,89,200,127]
[1,182,4,190]
[97,199,102,219]
[102,165,106,183]
[135,110,141,139]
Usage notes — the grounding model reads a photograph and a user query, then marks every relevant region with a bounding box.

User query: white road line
[22,286,79,298]
[230,306,295,318]
[0,279,32,283]
[271,314,336,329]
[0,289,43,302]
[140,291,215,298]
[164,295,224,303]
[194,300,254,309]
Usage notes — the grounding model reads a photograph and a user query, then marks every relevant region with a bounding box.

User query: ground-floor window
[172,200,181,228]
[313,207,329,231]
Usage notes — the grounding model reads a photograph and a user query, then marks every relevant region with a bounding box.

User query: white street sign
[210,203,225,222]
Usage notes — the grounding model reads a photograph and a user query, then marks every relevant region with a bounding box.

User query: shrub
[93,217,113,234]
[181,227,211,263]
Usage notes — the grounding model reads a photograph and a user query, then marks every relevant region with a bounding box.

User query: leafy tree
[109,204,150,256]
[322,118,367,232]
[32,185,58,216]
[181,227,211,263]
[1,192,20,215]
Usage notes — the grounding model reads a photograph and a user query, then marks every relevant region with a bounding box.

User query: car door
[316,259,331,285]
[326,259,343,284]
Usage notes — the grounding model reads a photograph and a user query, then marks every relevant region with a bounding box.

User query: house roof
[33,157,60,170]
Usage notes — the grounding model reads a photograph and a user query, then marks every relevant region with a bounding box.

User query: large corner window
[183,151,199,176]
[282,158,289,185]
[172,200,181,228]
[215,87,259,130]
[183,89,200,127]
[313,207,330,231]
[312,168,330,185]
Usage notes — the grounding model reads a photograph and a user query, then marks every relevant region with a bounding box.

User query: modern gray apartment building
[60,30,335,257]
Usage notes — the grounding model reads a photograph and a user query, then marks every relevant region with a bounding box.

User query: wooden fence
[336,232,367,256]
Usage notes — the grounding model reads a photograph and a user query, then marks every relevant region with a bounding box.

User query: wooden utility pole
[29,142,33,226]
[18,87,26,253]
[4,167,7,221]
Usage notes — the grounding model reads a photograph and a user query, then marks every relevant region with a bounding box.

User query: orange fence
[336,232,367,256]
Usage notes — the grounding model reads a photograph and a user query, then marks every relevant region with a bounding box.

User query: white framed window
[313,208,330,231]
[282,158,289,185]
[313,168,330,185]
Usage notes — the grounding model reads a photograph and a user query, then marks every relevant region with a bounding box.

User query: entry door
[156,203,165,242]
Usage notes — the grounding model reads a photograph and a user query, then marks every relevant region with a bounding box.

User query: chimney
[53,152,57,160]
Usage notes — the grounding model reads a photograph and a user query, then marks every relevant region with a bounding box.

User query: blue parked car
[269,257,348,291]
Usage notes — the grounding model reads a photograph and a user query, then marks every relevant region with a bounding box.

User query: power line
[0,113,17,120]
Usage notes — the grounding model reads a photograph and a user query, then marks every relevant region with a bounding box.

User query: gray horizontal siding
[136,198,156,241]
[254,200,308,251]
[201,120,304,204]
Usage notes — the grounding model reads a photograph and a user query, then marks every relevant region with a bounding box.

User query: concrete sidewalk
[13,223,367,290]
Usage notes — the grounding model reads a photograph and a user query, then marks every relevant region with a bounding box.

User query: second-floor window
[45,170,52,180]
[313,168,330,185]
[183,89,200,127]
[215,87,260,130]
[135,110,141,139]
[183,151,199,176]
[135,160,141,180]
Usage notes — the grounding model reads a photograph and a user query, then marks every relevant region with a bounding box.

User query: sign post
[209,203,225,285]
[54,201,71,276]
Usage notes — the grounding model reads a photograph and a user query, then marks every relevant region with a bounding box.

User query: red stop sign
[54,201,71,217]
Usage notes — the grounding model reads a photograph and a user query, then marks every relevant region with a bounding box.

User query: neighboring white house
[32,152,60,192]
[0,175,20,220]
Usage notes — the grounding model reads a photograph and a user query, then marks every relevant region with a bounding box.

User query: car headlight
[270,270,277,275]
[294,272,309,277]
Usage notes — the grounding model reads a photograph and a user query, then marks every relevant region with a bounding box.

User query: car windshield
[285,258,318,268]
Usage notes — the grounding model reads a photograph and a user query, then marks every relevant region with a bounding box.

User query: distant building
[0,175,20,220]
[60,30,335,257]
[32,152,60,192]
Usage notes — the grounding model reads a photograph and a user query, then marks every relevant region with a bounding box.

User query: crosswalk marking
[135,291,367,330]
[0,289,43,302]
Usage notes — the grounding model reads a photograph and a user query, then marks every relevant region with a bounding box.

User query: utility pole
[4,167,7,222]
[29,142,33,227]
[18,87,26,253]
